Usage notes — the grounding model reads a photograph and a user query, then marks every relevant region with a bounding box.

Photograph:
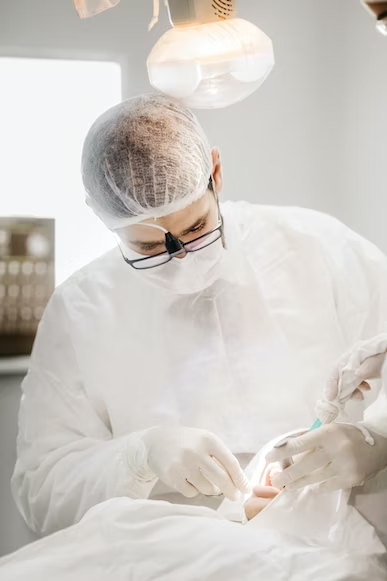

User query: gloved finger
[267,429,325,463]
[325,355,350,401]
[186,469,220,497]
[175,479,200,498]
[351,382,371,401]
[285,464,336,491]
[358,381,371,392]
[201,458,241,501]
[209,441,251,494]
[351,388,365,401]
[325,364,341,401]
[315,477,344,493]
[356,353,386,381]
[271,450,328,489]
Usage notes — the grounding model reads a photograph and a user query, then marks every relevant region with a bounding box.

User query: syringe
[309,418,322,431]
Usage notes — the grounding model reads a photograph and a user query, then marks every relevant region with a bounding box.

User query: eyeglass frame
[119,185,224,270]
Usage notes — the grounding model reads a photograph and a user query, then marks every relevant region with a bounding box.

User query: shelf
[0,356,30,376]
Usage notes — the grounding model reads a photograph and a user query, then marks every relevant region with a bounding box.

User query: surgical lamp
[74,0,274,109]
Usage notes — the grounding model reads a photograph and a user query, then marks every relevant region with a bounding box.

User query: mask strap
[139,222,168,234]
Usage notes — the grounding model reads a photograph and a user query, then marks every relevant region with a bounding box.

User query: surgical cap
[82,94,212,229]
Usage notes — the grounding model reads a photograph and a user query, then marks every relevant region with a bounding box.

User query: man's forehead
[128,193,212,241]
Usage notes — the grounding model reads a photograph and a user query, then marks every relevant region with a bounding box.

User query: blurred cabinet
[0,218,54,356]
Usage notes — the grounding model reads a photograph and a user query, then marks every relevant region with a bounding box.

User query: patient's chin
[244,485,281,520]
[244,497,271,520]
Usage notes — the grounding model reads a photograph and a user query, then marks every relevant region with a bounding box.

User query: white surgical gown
[11,202,387,534]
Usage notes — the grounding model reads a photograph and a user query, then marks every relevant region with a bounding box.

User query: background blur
[0,0,386,557]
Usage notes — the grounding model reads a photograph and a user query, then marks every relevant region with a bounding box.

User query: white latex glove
[326,334,387,403]
[267,423,387,492]
[140,426,251,501]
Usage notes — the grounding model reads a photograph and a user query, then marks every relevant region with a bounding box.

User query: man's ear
[211,147,223,194]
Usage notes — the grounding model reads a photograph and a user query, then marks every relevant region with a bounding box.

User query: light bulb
[147,18,274,109]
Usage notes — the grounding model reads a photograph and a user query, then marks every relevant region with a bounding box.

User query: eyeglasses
[120,220,223,270]
[120,193,223,270]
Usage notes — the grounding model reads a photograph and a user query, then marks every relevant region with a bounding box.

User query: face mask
[128,240,225,295]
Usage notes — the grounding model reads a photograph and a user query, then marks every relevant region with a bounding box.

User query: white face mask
[129,239,225,295]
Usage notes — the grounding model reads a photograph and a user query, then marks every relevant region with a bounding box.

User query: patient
[244,467,281,521]
[244,485,280,521]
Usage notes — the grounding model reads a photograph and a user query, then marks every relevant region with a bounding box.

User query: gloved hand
[140,426,251,501]
[326,334,387,402]
[266,423,387,492]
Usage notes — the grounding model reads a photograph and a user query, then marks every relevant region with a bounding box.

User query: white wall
[341,0,387,252]
[200,0,348,217]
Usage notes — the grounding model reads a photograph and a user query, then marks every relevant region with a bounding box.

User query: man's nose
[174,248,187,260]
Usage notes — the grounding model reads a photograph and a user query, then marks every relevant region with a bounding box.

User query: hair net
[82,94,213,229]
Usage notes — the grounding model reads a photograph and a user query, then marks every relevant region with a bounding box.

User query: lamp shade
[147,18,274,109]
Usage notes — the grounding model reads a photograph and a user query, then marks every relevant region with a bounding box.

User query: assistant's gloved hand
[134,426,251,501]
[326,334,387,403]
[267,423,387,492]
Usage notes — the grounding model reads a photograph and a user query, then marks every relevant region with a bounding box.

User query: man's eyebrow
[128,238,165,249]
[178,210,210,237]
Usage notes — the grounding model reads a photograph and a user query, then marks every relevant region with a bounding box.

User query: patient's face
[244,467,282,521]
[244,485,280,521]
